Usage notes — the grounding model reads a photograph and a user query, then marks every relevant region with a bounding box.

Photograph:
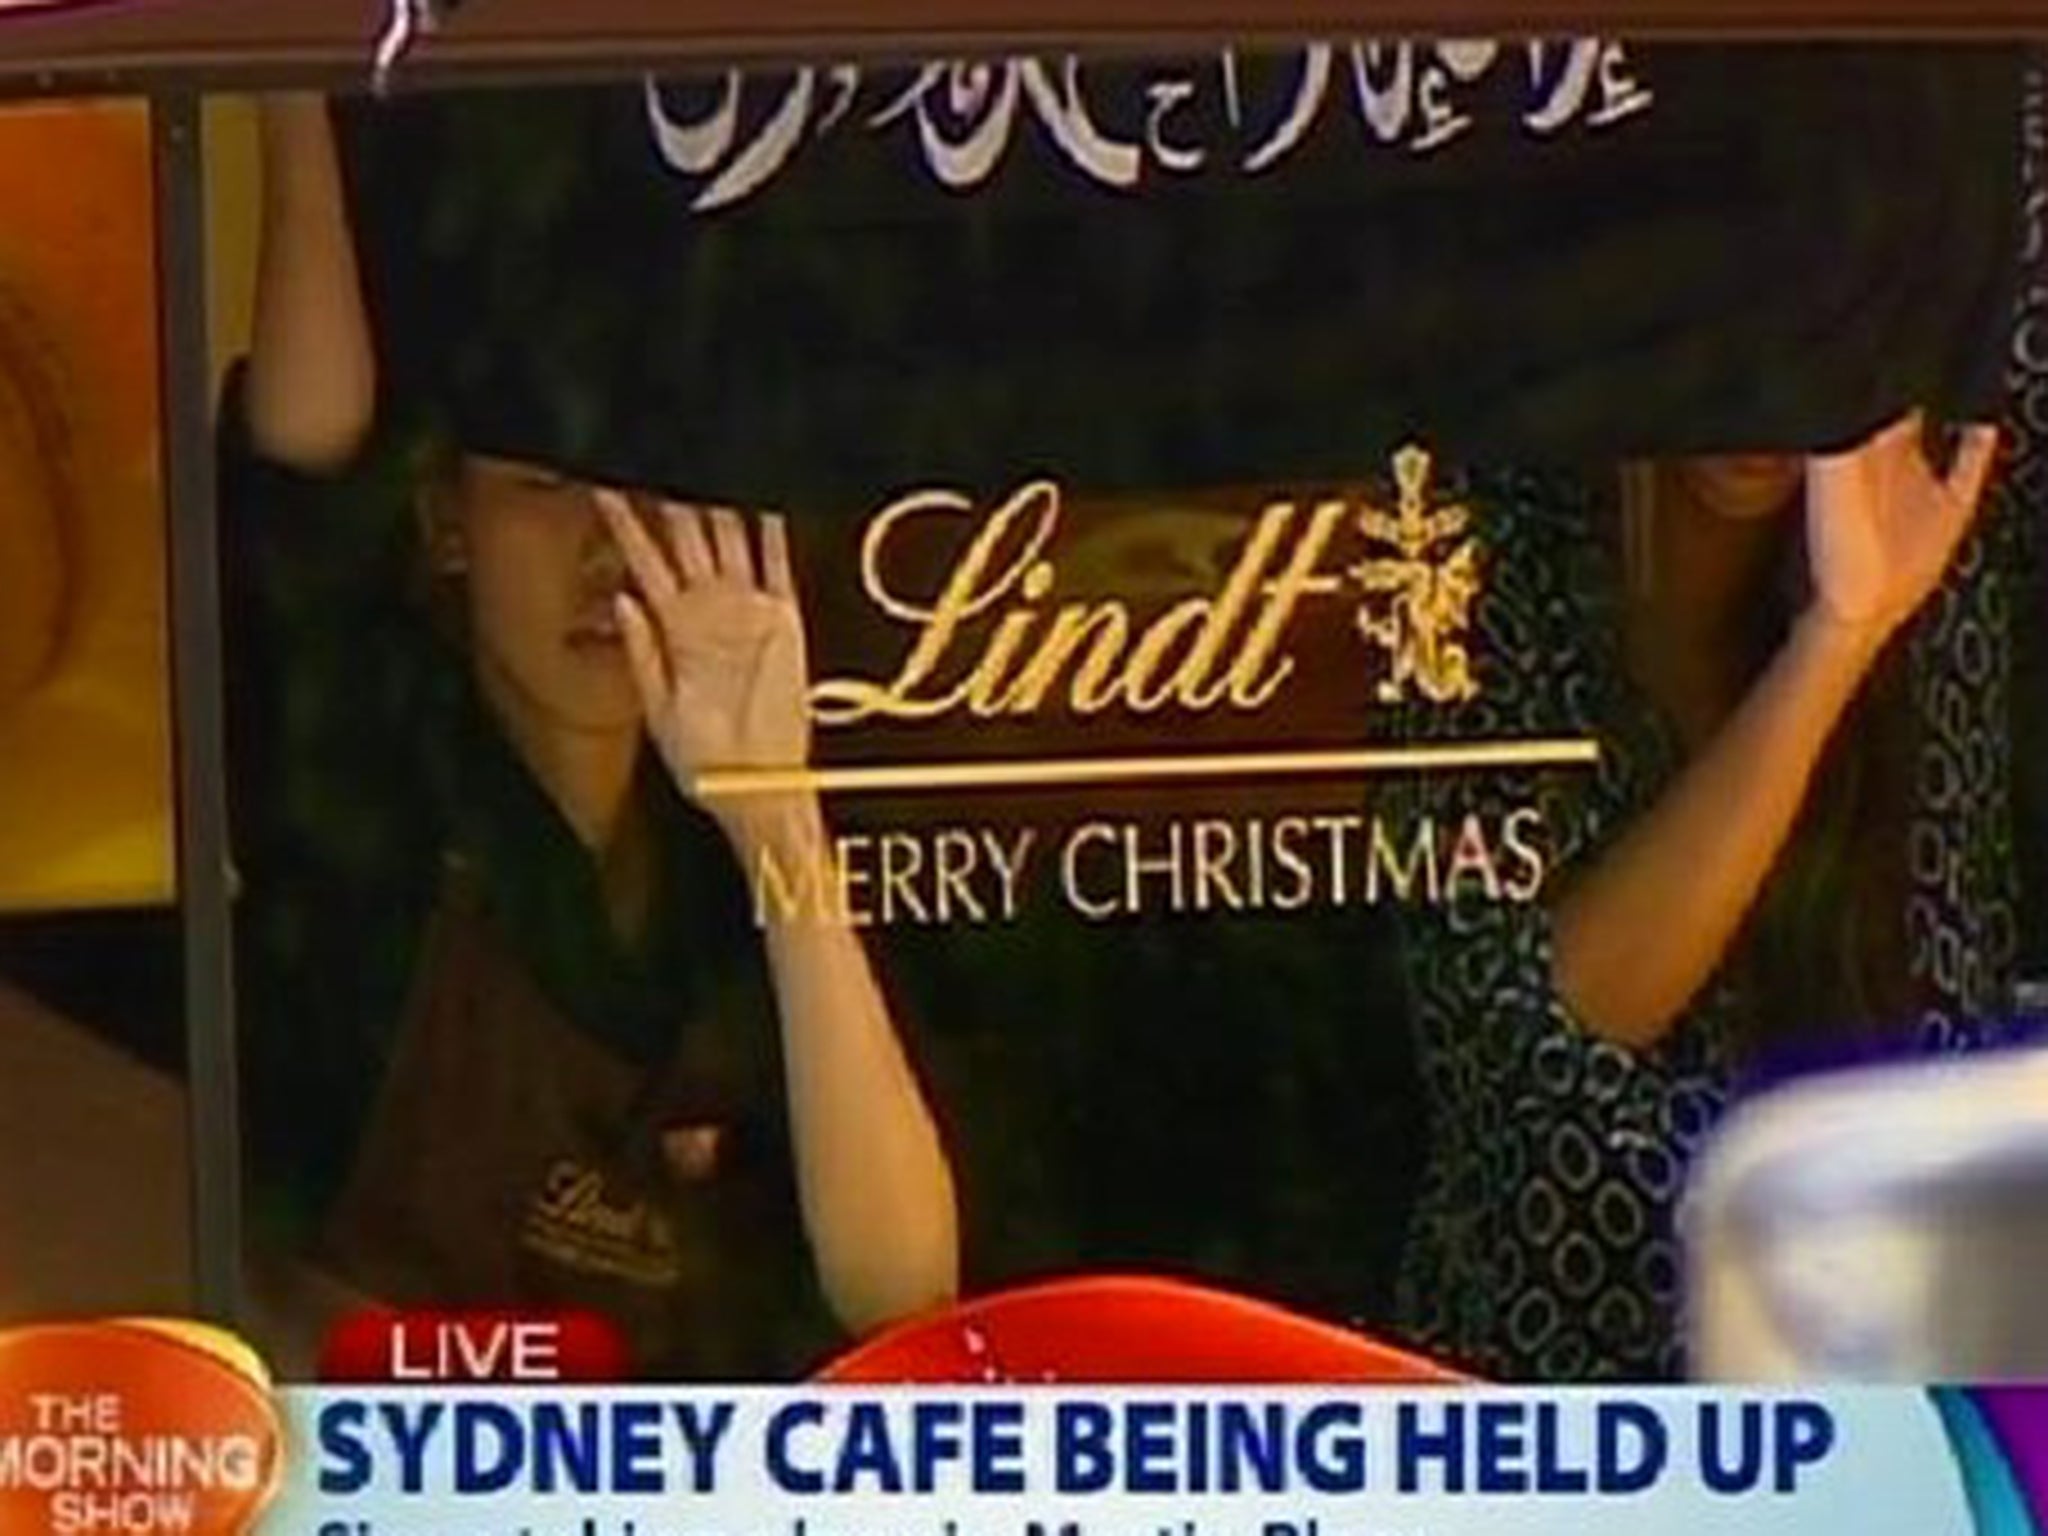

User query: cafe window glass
[3,15,2037,1383]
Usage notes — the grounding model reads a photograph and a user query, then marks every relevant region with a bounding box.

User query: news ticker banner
[5,1322,2048,1536]
[275,1387,2048,1536]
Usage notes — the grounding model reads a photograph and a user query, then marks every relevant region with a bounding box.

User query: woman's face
[1677,453,1805,521]
[454,454,644,734]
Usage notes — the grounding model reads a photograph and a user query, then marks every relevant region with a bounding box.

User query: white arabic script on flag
[645,41,1655,213]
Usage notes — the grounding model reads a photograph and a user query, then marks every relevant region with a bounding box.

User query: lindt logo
[810,444,1482,728]
[698,446,1589,930]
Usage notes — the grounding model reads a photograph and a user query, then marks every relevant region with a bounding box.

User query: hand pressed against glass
[1559,414,2001,1051]
[596,492,812,812]
[1805,414,2000,648]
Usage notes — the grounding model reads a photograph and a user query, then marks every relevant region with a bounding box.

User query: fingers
[1944,424,2000,516]
[1812,412,2000,514]
[1805,438,1867,520]
[1811,412,1910,472]
[614,592,669,715]
[597,489,687,640]
[602,487,793,607]
[1878,409,1926,454]
[760,513,795,600]
[707,506,755,588]
[664,502,717,586]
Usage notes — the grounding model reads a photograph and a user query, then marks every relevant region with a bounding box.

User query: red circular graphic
[819,1276,1470,1384]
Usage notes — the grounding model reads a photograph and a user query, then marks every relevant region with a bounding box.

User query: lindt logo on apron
[522,1159,685,1288]
[321,861,776,1374]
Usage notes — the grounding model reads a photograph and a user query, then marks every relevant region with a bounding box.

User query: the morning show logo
[0,1321,282,1536]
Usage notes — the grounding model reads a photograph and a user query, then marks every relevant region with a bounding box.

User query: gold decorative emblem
[1350,444,1483,704]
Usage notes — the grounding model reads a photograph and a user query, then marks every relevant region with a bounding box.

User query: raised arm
[1552,415,1998,1052]
[599,492,959,1335]
[245,94,376,473]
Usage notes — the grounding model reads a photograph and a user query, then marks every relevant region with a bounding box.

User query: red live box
[319,1310,632,1384]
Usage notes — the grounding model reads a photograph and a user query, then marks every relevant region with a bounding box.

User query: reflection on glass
[0,101,173,913]
[0,98,186,1325]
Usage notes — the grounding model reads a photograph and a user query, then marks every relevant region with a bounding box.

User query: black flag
[343,43,2024,508]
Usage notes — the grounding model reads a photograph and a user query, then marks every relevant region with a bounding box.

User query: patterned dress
[1905,58,2044,1046]
[1388,414,2035,1381]
[1387,462,1740,1382]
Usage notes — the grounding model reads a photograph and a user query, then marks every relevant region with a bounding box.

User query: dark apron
[321,856,820,1377]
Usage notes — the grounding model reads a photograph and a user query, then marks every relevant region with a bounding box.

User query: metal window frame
[5,0,2048,93]
[152,90,241,1325]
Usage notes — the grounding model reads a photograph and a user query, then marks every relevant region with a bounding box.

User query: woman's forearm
[722,796,959,1336]
[1551,612,1882,1052]
[247,93,376,472]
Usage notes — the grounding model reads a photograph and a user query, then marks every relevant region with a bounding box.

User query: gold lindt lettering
[1154,504,1311,711]
[1223,500,1353,709]
[810,482,1355,725]
[811,483,1063,725]
[1120,598,1211,710]
[533,1163,653,1244]
[993,600,1130,715]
